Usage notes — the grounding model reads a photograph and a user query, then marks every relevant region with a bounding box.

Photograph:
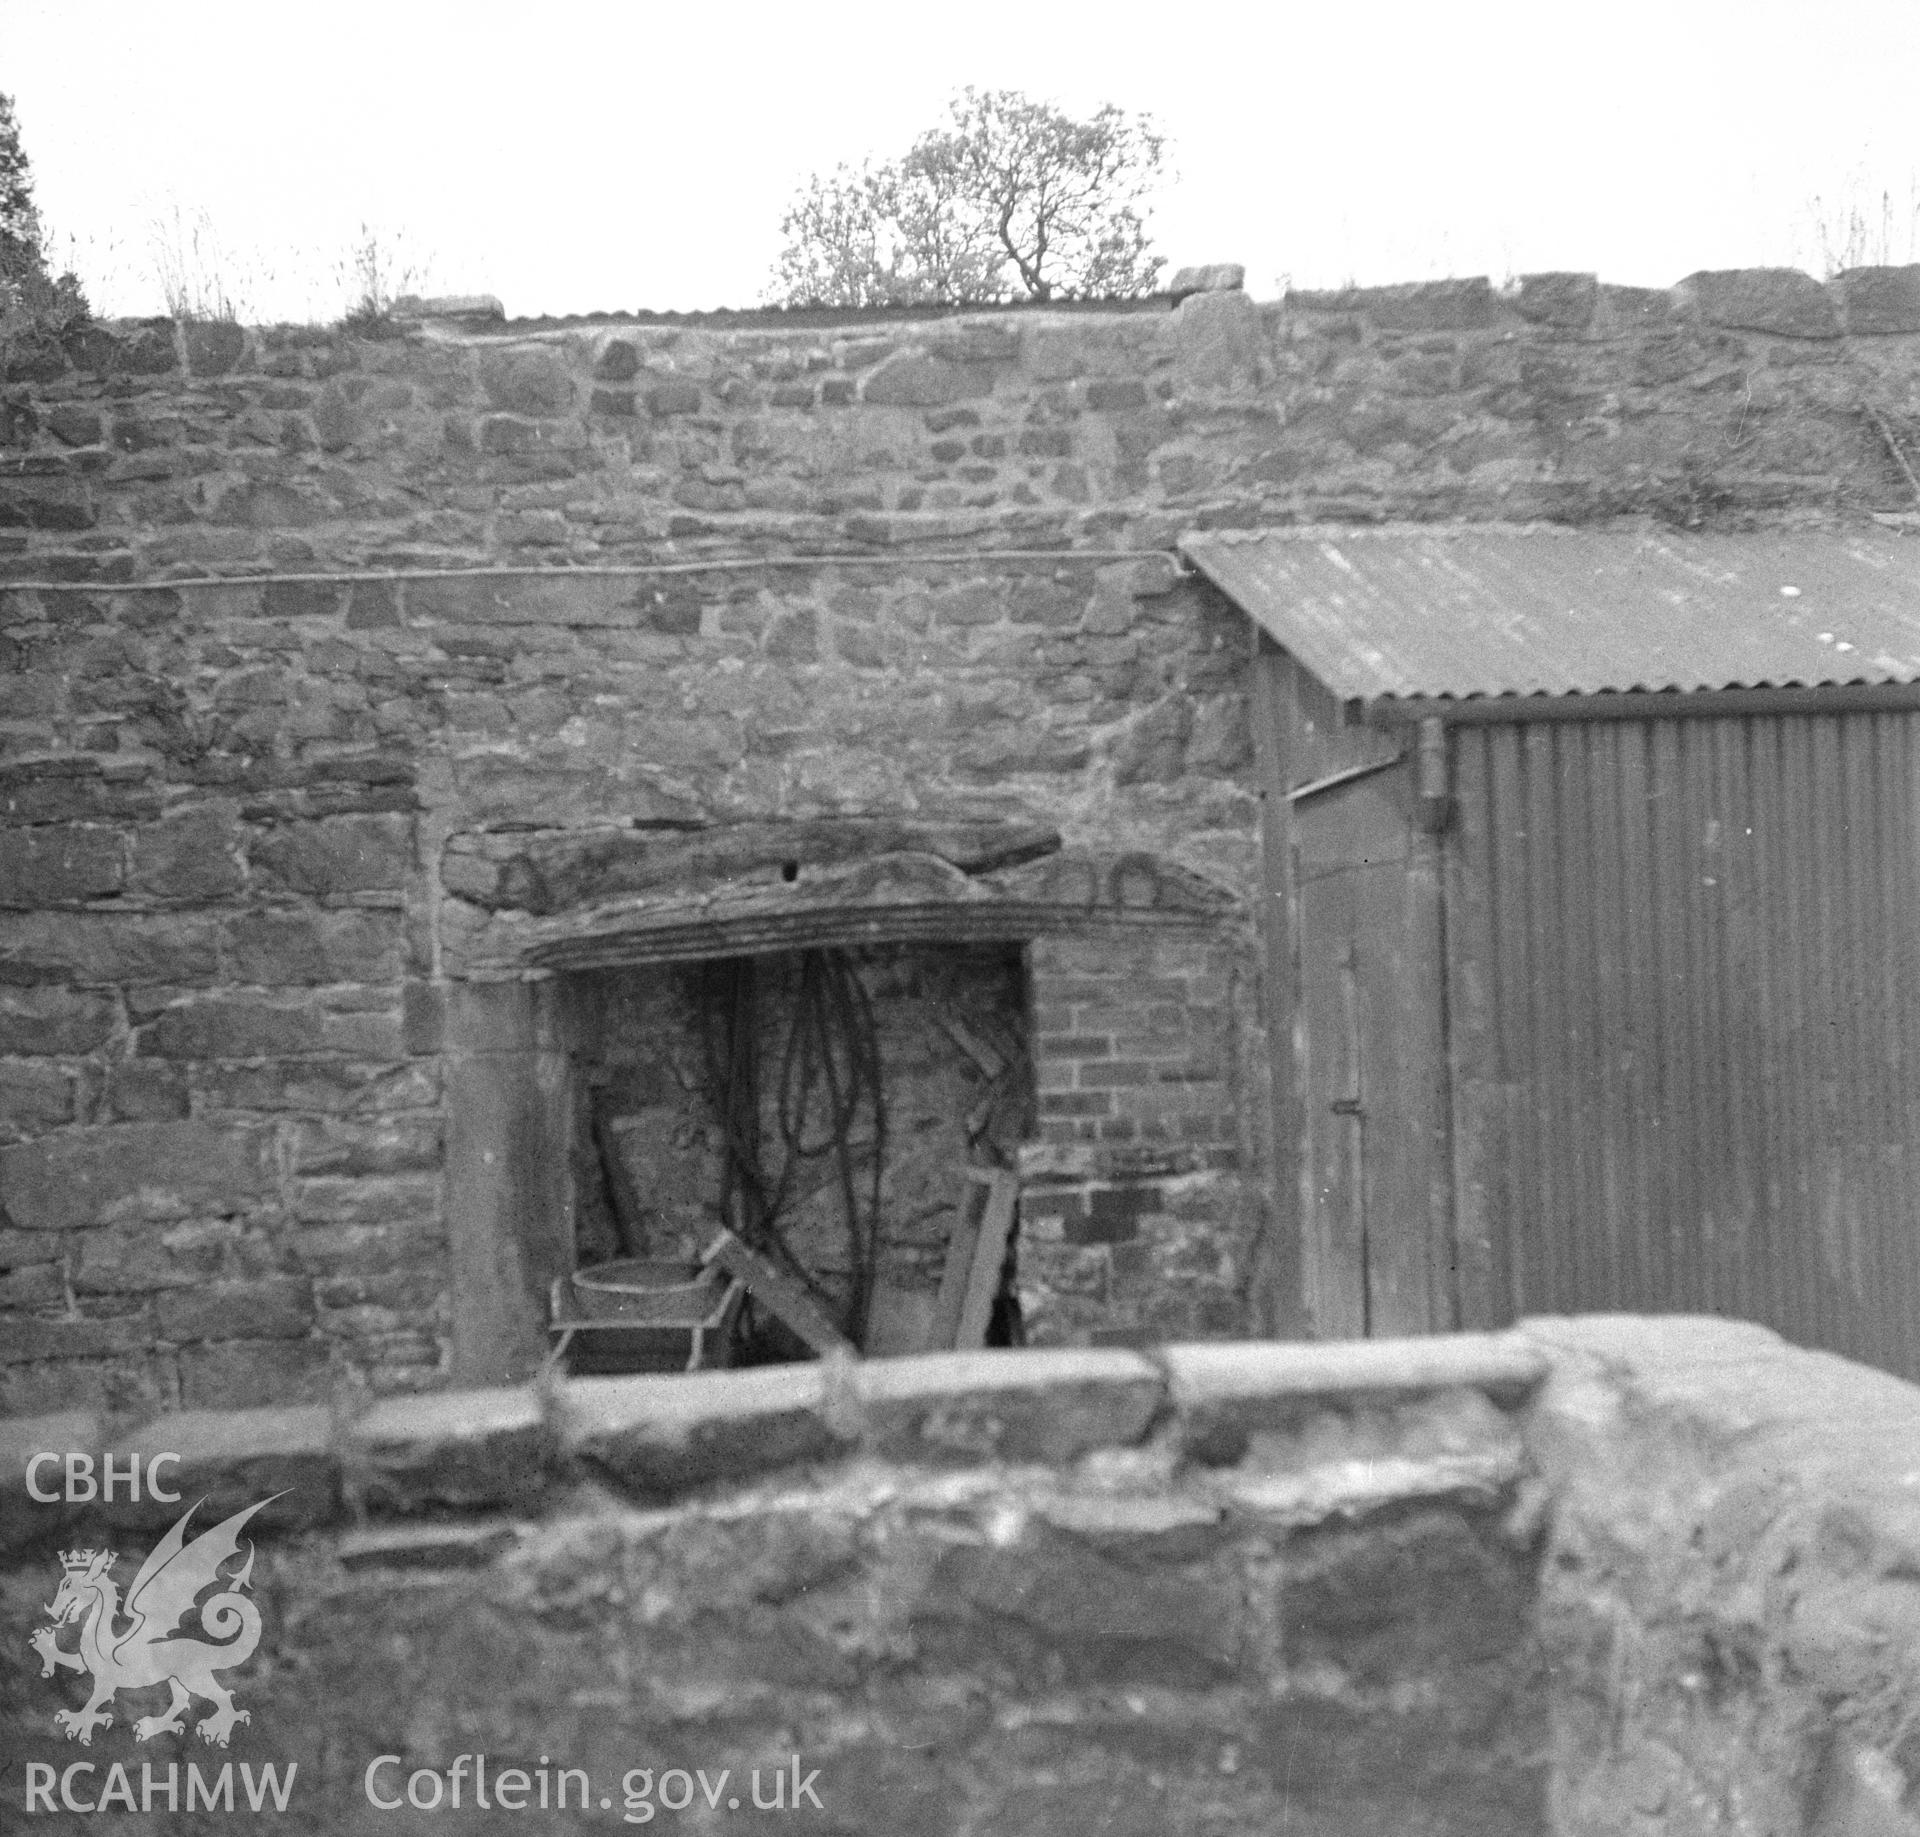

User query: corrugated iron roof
[1180,525,1920,702]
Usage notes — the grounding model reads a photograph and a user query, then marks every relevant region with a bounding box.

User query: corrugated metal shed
[1220,527,1920,1383]
[1443,712,1920,1376]
[1182,526,1920,701]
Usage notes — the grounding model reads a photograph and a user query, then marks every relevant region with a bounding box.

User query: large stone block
[0,479,94,529]
[1023,325,1089,382]
[0,912,223,987]
[0,1119,275,1231]
[1165,1333,1547,1457]
[442,976,565,1054]
[104,1059,189,1120]
[1283,1505,1538,1685]
[644,379,703,416]
[558,1364,856,1499]
[0,758,161,828]
[68,1218,227,1293]
[1173,288,1264,392]
[225,908,406,984]
[1513,1312,1781,1368]
[0,986,117,1055]
[46,404,104,446]
[292,1116,441,1176]
[479,348,575,416]
[199,1056,437,1115]
[928,322,1020,364]
[1513,271,1598,328]
[0,1351,174,1419]
[389,977,441,1054]
[857,1348,1165,1464]
[140,993,327,1060]
[129,806,245,900]
[1199,1388,1526,1521]
[1837,264,1920,335]
[262,579,341,620]
[1242,1692,1545,1833]
[912,1522,1242,1686]
[184,320,247,376]
[403,572,636,627]
[0,1058,74,1133]
[98,1404,338,1529]
[157,1275,316,1343]
[292,1213,446,1286]
[594,339,640,381]
[1110,696,1191,783]
[312,379,360,450]
[0,1240,65,1304]
[248,813,414,895]
[345,1384,551,1511]
[1675,267,1840,338]
[0,826,125,907]
[862,353,996,407]
[1355,276,1501,330]
[73,319,177,376]
[1168,262,1246,300]
[178,1336,335,1407]
[291,1174,442,1236]
[0,1309,155,1363]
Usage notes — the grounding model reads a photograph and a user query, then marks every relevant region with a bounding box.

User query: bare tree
[771,89,1166,307]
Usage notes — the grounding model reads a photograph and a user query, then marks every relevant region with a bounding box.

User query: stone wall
[8,265,1920,1405]
[3,1320,1917,1835]
[1,1331,1552,1836]
[1527,1318,1920,1837]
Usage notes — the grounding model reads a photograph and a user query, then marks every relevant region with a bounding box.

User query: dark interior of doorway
[563,942,1033,1368]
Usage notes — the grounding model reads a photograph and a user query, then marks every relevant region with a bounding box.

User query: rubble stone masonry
[4,1321,1918,1835]
[5,265,1920,1408]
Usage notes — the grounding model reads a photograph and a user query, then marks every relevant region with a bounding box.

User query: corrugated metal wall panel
[1449,710,1920,1379]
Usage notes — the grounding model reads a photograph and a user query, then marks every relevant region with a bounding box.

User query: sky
[6,0,1920,321]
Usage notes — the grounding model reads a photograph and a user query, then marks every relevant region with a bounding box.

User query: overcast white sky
[7,0,1920,321]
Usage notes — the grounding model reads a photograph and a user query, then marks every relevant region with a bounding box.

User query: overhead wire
[1,549,1190,595]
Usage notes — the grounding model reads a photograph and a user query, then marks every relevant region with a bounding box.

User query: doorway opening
[555,942,1033,1370]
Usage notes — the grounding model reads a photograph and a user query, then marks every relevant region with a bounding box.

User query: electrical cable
[2,549,1191,595]
[703,949,887,1346]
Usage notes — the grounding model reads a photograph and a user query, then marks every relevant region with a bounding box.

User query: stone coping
[11,1319,1918,1561]
[0,1332,1547,1545]
[48,263,1920,343]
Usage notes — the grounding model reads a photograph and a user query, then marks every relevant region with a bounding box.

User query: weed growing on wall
[1804,169,1920,277]
[335,223,430,336]
[147,202,267,323]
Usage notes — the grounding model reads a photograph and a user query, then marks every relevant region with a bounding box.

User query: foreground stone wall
[8,266,1920,1405]
[2,1321,1916,1835]
[1527,1318,1920,1837]
[2,1334,1552,1835]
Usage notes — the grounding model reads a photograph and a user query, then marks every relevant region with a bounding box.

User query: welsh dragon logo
[28,1494,278,1748]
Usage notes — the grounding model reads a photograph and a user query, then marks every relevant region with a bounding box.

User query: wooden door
[1295,767,1448,1335]
[1253,637,1453,1339]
